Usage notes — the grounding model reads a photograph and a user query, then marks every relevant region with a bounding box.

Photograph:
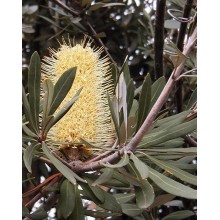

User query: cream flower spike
[42,36,114,153]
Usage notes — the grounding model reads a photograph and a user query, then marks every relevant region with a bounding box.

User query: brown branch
[23,173,61,198]
[185,135,197,147]
[24,176,60,209]
[39,156,52,164]
[154,0,166,79]
[176,0,194,112]
[72,27,197,173]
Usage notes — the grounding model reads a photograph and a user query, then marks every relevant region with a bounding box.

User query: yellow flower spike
[42,36,115,158]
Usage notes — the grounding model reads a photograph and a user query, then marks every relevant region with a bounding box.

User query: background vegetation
[22,0,197,219]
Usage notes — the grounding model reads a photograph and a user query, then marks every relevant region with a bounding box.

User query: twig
[24,176,60,209]
[154,0,166,79]
[23,173,61,198]
[85,21,117,67]
[72,28,197,173]
[176,0,194,112]
[39,156,52,164]
[48,0,80,16]
[185,135,197,147]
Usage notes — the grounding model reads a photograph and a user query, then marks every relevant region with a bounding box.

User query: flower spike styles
[42,36,114,157]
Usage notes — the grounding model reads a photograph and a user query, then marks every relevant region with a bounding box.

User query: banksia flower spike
[42,37,114,158]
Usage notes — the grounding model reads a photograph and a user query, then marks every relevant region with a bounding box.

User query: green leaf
[136,73,151,132]
[161,210,195,220]
[28,51,41,132]
[121,204,143,217]
[165,39,188,69]
[70,185,84,220]
[47,6,71,17]
[89,2,124,11]
[107,94,120,141]
[155,138,184,148]
[42,142,86,184]
[150,76,166,110]
[167,161,196,171]
[164,19,180,29]
[130,153,149,179]
[156,111,189,126]
[116,73,128,138]
[22,123,38,138]
[39,15,63,29]
[120,116,136,144]
[59,179,75,219]
[42,79,54,129]
[134,179,155,209]
[85,210,121,218]
[153,155,185,160]
[112,170,130,186]
[129,99,138,118]
[121,58,131,84]
[186,88,197,110]
[22,86,35,132]
[41,115,55,136]
[92,168,114,186]
[99,190,122,212]
[146,147,197,153]
[81,179,122,212]
[168,0,185,8]
[79,182,101,203]
[49,67,77,115]
[134,84,142,97]
[149,194,176,209]
[148,167,197,199]
[26,208,47,220]
[153,110,191,131]
[23,143,41,173]
[101,152,129,168]
[127,79,135,116]
[139,119,197,148]
[146,155,197,185]
[86,178,105,203]
[118,166,142,186]
[52,87,82,127]
[114,193,135,204]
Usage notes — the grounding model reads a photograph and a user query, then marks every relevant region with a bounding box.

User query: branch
[24,175,60,209]
[84,21,117,67]
[176,0,194,51]
[48,0,80,17]
[176,0,194,112]
[154,0,166,79]
[185,135,197,147]
[127,27,197,152]
[72,27,197,173]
